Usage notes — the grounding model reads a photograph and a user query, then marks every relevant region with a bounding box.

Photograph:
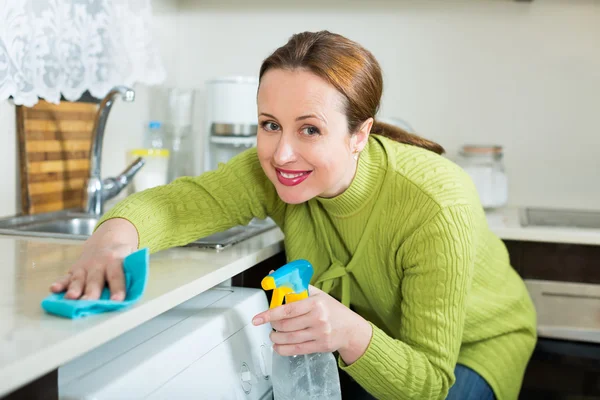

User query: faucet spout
[84,86,139,216]
[89,86,135,179]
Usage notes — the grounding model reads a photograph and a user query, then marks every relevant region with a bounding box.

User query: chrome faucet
[83,86,145,216]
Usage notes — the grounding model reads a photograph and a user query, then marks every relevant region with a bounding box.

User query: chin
[275,186,315,204]
[277,189,311,204]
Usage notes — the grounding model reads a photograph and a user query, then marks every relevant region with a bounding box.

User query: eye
[301,126,320,136]
[261,121,280,132]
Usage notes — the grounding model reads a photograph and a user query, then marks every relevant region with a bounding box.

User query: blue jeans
[339,363,495,399]
[446,364,496,400]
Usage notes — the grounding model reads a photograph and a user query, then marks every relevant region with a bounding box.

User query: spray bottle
[261,260,342,400]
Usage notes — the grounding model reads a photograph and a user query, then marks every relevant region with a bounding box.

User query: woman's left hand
[252,285,373,365]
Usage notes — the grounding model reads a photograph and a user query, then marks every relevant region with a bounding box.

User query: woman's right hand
[49,218,139,301]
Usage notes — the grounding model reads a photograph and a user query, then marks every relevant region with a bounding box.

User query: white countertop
[486,207,600,246]
[0,229,284,397]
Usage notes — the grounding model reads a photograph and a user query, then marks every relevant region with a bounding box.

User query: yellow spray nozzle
[270,287,294,309]
[285,291,309,303]
[261,259,314,309]
[261,276,276,291]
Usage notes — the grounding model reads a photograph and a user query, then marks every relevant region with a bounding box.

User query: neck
[320,158,358,198]
[316,137,385,217]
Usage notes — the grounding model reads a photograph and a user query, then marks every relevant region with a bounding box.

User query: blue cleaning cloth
[41,248,149,319]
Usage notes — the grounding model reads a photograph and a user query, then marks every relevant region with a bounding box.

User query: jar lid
[461,145,503,155]
[130,148,170,157]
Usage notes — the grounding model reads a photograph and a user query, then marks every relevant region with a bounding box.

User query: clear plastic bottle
[144,120,164,149]
[262,260,342,400]
[272,351,341,400]
[129,121,170,192]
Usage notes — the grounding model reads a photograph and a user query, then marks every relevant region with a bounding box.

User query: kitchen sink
[519,207,600,229]
[17,215,98,237]
[0,210,276,250]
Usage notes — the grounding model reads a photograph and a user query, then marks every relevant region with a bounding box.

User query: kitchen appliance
[203,76,259,172]
[58,287,274,399]
[194,76,276,250]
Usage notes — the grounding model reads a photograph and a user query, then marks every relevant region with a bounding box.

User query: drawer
[525,279,600,344]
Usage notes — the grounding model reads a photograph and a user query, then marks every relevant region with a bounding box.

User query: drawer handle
[542,291,600,301]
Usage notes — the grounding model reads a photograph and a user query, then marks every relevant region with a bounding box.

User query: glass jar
[457,145,508,209]
[165,132,195,182]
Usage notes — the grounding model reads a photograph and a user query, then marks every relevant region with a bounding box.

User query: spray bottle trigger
[270,286,294,309]
[285,290,309,304]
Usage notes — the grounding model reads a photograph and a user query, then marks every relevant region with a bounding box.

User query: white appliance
[58,287,274,400]
[203,76,259,173]
[193,76,277,250]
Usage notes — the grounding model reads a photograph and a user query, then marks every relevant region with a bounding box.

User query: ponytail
[371,121,445,155]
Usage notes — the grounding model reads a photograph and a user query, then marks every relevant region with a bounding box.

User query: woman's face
[256,69,370,204]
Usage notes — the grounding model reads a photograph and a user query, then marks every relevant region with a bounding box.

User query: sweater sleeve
[339,205,475,400]
[97,148,285,253]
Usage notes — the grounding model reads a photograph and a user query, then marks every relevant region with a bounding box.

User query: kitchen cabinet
[505,239,600,284]
[504,239,600,399]
[520,338,600,399]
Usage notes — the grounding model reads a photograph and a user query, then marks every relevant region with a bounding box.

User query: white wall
[172,0,600,211]
[1,0,598,217]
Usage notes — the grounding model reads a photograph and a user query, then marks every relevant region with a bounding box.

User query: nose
[273,133,296,165]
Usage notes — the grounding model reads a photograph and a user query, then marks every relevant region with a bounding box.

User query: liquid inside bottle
[271,351,341,400]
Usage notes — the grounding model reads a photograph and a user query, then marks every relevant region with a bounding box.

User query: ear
[352,117,373,153]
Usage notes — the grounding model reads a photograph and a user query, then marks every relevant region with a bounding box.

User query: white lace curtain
[0,0,166,106]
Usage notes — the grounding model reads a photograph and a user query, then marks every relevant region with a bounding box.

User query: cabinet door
[519,338,600,399]
[504,240,600,284]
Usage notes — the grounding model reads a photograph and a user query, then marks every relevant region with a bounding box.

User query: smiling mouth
[280,171,305,178]
[275,168,312,186]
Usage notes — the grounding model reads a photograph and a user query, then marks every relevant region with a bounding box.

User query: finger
[106,260,126,301]
[270,328,316,345]
[65,269,86,299]
[308,284,323,295]
[82,267,105,300]
[253,298,313,325]
[271,313,313,332]
[50,274,72,293]
[274,340,322,357]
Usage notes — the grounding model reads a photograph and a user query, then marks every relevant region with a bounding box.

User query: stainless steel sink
[0,209,276,250]
[519,207,600,229]
[17,215,98,237]
[0,211,95,240]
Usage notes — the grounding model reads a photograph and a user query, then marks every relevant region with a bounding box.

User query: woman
[51,31,536,400]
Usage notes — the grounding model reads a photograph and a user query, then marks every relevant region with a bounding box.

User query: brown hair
[258,31,444,155]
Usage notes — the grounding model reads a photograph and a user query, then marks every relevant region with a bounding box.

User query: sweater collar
[316,136,385,217]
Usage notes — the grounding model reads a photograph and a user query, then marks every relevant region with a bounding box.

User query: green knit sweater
[99,134,537,400]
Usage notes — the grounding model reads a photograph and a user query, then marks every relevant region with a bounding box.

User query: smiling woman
[254,31,443,206]
[51,31,536,400]
[256,68,364,203]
